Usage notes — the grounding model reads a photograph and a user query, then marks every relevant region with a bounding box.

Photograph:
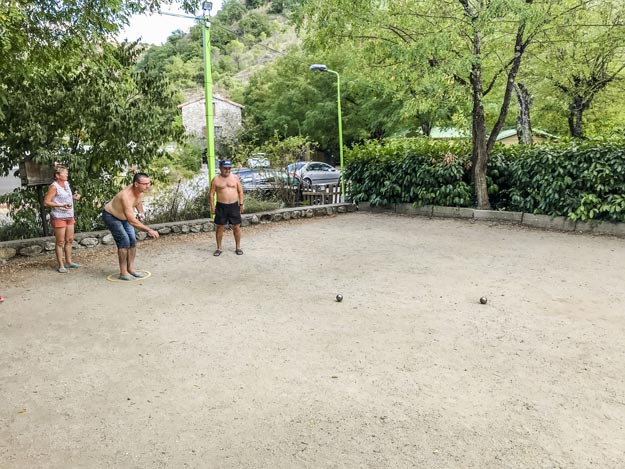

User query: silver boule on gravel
[479,297,488,304]
[336,294,343,302]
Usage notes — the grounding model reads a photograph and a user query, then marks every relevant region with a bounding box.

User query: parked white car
[286,161,340,187]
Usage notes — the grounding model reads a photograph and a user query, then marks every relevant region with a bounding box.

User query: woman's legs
[64,224,75,265]
[53,226,67,269]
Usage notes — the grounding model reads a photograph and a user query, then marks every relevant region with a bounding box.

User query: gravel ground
[1,212,625,468]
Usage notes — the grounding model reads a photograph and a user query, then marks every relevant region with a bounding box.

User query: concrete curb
[357,202,625,239]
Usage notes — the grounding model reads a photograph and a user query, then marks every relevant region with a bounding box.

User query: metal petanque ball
[480,297,488,305]
[336,294,343,302]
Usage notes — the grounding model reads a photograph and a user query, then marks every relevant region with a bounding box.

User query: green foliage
[345,138,625,222]
[346,139,472,206]
[0,41,183,239]
[503,140,625,222]
[261,134,317,168]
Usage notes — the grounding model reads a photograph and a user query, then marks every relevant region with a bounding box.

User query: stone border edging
[358,202,625,238]
[0,203,357,261]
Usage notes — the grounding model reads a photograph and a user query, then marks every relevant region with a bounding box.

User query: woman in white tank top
[43,165,82,273]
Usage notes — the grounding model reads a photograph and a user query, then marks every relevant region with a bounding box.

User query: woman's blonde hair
[54,165,68,176]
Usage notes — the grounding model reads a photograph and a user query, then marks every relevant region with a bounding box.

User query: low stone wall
[359,202,625,238]
[0,203,357,261]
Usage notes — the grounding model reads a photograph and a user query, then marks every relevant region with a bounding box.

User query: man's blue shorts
[102,210,136,249]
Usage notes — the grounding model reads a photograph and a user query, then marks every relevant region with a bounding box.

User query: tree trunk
[514,82,533,144]
[469,33,492,210]
[568,96,586,138]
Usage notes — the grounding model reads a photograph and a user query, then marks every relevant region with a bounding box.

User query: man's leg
[127,246,137,274]
[215,225,225,250]
[233,224,242,249]
[117,248,129,277]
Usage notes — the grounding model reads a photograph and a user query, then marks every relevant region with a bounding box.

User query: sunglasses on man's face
[137,181,152,186]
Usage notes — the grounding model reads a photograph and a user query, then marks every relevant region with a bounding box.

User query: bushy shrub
[346,138,472,206]
[345,138,625,222]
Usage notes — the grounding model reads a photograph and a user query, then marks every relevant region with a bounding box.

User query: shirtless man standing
[102,172,160,280]
[209,160,244,256]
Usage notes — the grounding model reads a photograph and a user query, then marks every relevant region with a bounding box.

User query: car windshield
[287,162,306,172]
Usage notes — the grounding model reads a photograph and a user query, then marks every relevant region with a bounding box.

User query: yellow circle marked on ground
[106,271,152,282]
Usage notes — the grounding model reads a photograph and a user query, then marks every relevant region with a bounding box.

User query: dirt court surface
[1,212,625,468]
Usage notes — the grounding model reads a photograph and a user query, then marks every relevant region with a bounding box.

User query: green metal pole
[328,69,345,200]
[202,14,216,204]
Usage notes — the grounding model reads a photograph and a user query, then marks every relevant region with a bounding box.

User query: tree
[540,2,625,138]
[1,41,183,235]
[299,0,590,209]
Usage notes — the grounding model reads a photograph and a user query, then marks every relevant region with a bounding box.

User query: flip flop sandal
[130,272,146,278]
[118,275,133,281]
[56,267,68,273]
[65,263,80,269]
[213,249,223,256]
[235,248,244,255]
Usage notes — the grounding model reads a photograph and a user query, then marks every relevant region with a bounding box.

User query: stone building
[179,94,244,143]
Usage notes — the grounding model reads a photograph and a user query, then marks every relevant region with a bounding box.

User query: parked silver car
[233,168,298,192]
[286,161,341,187]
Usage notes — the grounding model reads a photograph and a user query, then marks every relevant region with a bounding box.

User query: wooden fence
[300,184,341,205]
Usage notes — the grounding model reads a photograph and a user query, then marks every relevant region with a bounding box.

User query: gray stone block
[282,212,291,220]
[136,231,147,241]
[314,207,327,217]
[474,210,523,223]
[432,206,474,218]
[291,210,301,219]
[396,204,433,217]
[0,247,17,260]
[272,213,283,222]
[20,245,43,256]
[181,225,190,233]
[346,204,357,212]
[251,215,260,225]
[80,237,99,247]
[337,206,347,213]
[591,221,625,237]
[326,207,334,216]
[158,227,172,235]
[190,225,202,233]
[172,225,182,233]
[102,234,115,245]
[305,209,314,218]
[44,241,56,251]
[522,214,575,232]
[369,203,394,213]
[241,218,251,227]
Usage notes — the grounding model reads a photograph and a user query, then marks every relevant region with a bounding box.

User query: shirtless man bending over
[102,172,160,280]
[209,160,244,256]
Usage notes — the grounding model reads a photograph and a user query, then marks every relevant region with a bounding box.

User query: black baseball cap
[219,160,233,168]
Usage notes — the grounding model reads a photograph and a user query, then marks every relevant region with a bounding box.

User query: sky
[118,1,223,45]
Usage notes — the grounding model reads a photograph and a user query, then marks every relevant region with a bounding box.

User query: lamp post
[309,64,345,201]
[201,1,216,191]
[160,3,216,208]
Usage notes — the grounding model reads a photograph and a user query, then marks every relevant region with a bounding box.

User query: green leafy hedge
[345,138,625,222]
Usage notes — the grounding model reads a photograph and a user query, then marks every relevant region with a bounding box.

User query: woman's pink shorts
[51,218,75,228]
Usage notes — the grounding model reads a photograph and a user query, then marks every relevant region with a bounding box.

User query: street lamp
[310,63,345,201]
[159,4,216,211]
[201,1,216,191]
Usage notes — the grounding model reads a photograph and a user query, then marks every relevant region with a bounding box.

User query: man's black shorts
[215,201,242,226]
